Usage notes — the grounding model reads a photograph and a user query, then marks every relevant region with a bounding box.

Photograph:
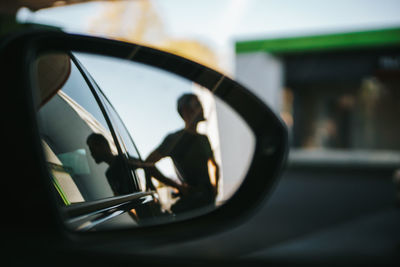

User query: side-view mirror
[2,30,287,246]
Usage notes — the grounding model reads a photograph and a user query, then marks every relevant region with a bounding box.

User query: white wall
[235,52,284,113]
[203,51,284,201]
[215,97,255,201]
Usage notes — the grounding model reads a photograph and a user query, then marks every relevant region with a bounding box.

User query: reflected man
[87,133,136,196]
[146,93,220,213]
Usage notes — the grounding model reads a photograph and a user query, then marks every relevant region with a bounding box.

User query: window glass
[37,56,137,204]
[79,64,147,192]
[99,93,148,192]
[279,53,400,152]
[286,76,400,151]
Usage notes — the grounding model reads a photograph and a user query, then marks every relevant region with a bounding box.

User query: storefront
[235,28,400,154]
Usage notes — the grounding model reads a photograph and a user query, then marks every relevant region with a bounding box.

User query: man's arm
[127,157,154,168]
[213,158,220,190]
[208,157,220,197]
[127,155,183,190]
[146,166,181,189]
[145,149,163,164]
[144,149,189,193]
[125,148,165,167]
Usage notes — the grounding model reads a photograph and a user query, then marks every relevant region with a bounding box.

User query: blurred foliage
[88,0,220,71]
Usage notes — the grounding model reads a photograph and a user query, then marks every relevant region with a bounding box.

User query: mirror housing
[1,30,288,247]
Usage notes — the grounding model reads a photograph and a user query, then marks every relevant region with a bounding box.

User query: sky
[20,0,400,38]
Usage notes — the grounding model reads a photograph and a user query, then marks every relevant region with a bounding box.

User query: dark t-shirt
[157,129,215,200]
[106,156,136,195]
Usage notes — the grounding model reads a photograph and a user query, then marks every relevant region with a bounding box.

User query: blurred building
[235,27,400,156]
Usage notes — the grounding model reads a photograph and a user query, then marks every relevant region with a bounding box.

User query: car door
[37,53,160,230]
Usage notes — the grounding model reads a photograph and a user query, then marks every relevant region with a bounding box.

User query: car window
[37,56,136,203]
[98,91,148,192]
[104,100,141,159]
[77,61,148,192]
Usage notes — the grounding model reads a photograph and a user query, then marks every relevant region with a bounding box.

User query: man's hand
[128,158,155,168]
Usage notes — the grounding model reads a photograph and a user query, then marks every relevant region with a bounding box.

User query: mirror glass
[33,51,255,230]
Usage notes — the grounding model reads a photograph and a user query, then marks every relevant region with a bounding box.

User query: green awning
[236,27,400,54]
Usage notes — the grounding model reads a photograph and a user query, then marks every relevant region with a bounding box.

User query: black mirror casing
[0,30,288,255]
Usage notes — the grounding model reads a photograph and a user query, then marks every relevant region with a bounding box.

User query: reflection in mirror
[33,51,255,230]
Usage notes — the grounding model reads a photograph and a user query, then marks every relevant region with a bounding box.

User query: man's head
[86,133,112,163]
[177,93,205,125]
